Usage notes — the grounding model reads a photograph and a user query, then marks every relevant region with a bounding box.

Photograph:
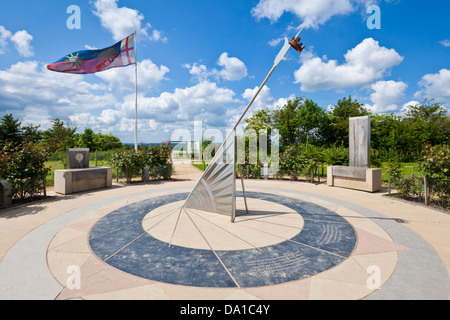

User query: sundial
[88,29,320,288]
[88,192,357,288]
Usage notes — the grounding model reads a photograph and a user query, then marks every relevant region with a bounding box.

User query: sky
[0,0,449,144]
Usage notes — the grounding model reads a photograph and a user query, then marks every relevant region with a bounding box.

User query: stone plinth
[54,167,112,195]
[67,148,90,169]
[327,166,382,193]
[0,180,12,207]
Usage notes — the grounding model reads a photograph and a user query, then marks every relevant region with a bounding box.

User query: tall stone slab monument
[349,116,370,168]
[328,116,382,192]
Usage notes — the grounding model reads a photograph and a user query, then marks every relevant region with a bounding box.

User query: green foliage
[244,109,272,135]
[0,114,23,149]
[396,175,424,201]
[321,143,349,166]
[41,119,77,153]
[21,124,43,143]
[109,144,171,184]
[418,143,449,208]
[326,96,371,148]
[296,98,326,147]
[279,145,303,180]
[76,129,122,151]
[109,149,144,184]
[272,98,301,146]
[0,141,51,200]
[382,158,403,192]
[76,128,97,150]
[279,145,319,182]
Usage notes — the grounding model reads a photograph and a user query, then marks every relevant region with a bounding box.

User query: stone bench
[327,166,382,193]
[54,167,112,195]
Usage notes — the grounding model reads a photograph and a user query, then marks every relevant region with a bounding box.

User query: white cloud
[10,30,34,57]
[217,52,248,81]
[241,85,292,111]
[415,69,450,106]
[294,38,403,92]
[120,81,240,128]
[364,80,408,113]
[0,26,35,57]
[251,0,354,29]
[0,26,11,54]
[184,62,210,82]
[0,61,115,128]
[440,40,450,47]
[184,53,247,82]
[251,0,388,29]
[399,100,420,116]
[96,58,170,94]
[92,0,166,42]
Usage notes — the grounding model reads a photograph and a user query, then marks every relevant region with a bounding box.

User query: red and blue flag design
[47,33,136,74]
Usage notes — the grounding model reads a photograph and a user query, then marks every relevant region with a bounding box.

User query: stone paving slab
[0,179,448,300]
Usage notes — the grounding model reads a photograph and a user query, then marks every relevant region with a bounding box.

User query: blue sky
[0,0,448,143]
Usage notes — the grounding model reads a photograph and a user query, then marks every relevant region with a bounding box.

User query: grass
[192,163,207,171]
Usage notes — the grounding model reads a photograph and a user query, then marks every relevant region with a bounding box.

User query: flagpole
[134,30,138,152]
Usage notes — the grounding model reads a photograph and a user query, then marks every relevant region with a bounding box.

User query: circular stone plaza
[0,161,449,301]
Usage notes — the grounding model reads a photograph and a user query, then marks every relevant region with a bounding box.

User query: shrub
[419,143,449,208]
[382,158,403,193]
[279,145,304,181]
[109,149,144,184]
[109,144,172,184]
[0,141,50,200]
[321,143,349,165]
[397,175,424,201]
[304,156,319,182]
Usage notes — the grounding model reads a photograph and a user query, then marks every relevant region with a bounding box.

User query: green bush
[382,158,403,193]
[0,141,50,200]
[419,143,449,208]
[109,149,144,184]
[397,175,424,201]
[109,144,172,184]
[279,145,304,181]
[321,143,349,166]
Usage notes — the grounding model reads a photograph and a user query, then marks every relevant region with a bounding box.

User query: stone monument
[327,116,382,192]
[0,180,12,207]
[67,148,89,169]
[54,148,112,195]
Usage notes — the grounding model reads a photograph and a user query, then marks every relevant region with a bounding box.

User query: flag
[47,33,136,74]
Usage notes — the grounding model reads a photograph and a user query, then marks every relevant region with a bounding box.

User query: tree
[244,109,272,136]
[404,99,448,121]
[244,109,274,163]
[404,99,449,146]
[296,98,326,147]
[95,132,122,151]
[272,98,301,146]
[22,124,43,143]
[0,114,22,148]
[326,96,371,147]
[76,128,98,150]
[42,119,77,152]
